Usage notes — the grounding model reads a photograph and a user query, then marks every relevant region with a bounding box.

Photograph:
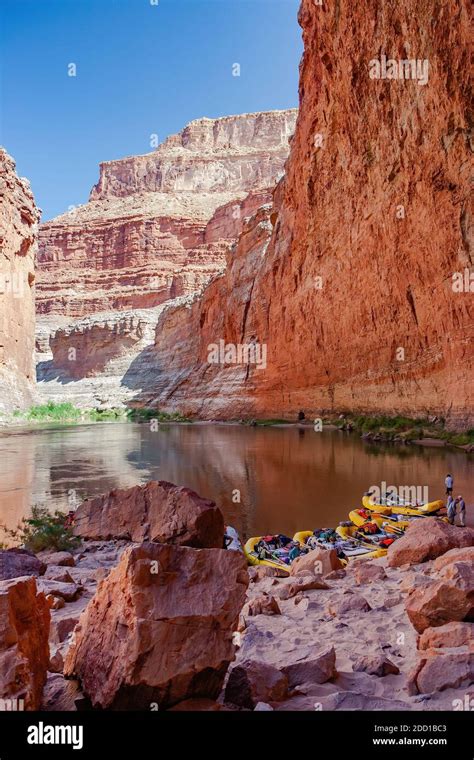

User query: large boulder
[352,654,400,677]
[0,577,50,710]
[405,581,473,633]
[405,551,474,633]
[43,566,75,583]
[290,547,343,577]
[224,660,288,709]
[64,542,248,709]
[387,519,474,567]
[73,480,224,548]
[419,622,474,651]
[432,546,474,572]
[438,560,474,597]
[408,650,473,695]
[39,551,76,568]
[353,562,386,585]
[0,549,45,581]
[328,593,371,617]
[37,580,81,602]
[281,646,336,687]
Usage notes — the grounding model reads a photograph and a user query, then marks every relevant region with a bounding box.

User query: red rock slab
[0,576,50,710]
[73,480,224,548]
[387,520,474,568]
[64,542,248,710]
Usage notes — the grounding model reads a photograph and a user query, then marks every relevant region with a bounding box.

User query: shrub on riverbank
[126,408,191,423]
[333,414,474,446]
[3,506,80,552]
[18,401,82,421]
[12,402,126,423]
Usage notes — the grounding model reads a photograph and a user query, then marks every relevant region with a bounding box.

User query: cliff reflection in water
[0,423,472,537]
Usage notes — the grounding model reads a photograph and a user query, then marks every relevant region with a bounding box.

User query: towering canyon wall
[36,110,297,318]
[40,1,472,429]
[0,149,39,413]
[136,0,472,428]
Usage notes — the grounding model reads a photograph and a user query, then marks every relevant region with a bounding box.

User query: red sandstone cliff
[39,1,472,428]
[36,111,297,318]
[0,149,39,413]
[137,0,472,428]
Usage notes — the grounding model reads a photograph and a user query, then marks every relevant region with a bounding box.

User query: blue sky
[0,0,302,220]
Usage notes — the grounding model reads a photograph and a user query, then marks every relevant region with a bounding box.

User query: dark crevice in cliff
[240,280,256,344]
[406,287,419,327]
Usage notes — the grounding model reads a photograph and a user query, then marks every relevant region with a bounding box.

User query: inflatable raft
[335,523,392,556]
[294,529,385,563]
[349,508,409,534]
[362,493,445,517]
[244,535,304,570]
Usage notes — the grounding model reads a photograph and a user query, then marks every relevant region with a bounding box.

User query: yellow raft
[244,536,291,570]
[335,524,389,558]
[349,508,409,534]
[362,494,445,517]
[294,530,385,563]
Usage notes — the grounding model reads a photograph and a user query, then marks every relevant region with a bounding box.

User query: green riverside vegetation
[329,414,474,447]
[12,401,126,423]
[11,402,191,425]
[6,404,473,446]
[1,506,80,553]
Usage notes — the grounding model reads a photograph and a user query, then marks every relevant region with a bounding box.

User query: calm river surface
[0,422,472,538]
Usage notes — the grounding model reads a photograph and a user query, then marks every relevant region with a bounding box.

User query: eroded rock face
[132,0,472,428]
[388,519,474,567]
[0,576,50,710]
[0,149,39,413]
[64,542,248,710]
[72,480,224,548]
[36,111,297,319]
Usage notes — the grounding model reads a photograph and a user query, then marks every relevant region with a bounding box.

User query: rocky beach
[0,482,472,713]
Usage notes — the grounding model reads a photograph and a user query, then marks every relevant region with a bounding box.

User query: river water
[0,422,472,539]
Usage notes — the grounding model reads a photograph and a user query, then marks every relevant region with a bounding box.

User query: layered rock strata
[0,149,39,413]
[36,110,297,318]
[130,0,473,427]
[36,1,472,428]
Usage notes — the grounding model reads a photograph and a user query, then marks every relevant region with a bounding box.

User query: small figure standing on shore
[445,473,454,496]
[298,410,305,422]
[456,495,466,527]
[447,494,457,525]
